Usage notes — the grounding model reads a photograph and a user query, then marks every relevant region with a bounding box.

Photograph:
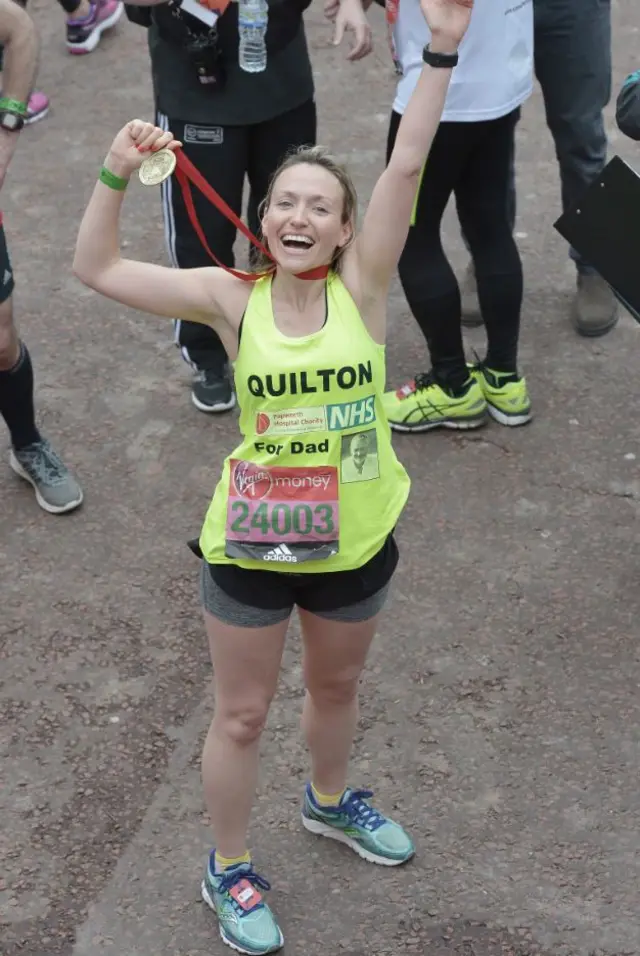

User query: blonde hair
[253,145,358,275]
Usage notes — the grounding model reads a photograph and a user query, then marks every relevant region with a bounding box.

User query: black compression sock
[0,341,41,450]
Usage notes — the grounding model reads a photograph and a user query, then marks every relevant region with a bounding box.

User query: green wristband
[0,97,27,116]
[99,166,129,191]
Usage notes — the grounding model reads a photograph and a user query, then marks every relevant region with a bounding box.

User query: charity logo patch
[326,395,376,431]
[255,406,327,437]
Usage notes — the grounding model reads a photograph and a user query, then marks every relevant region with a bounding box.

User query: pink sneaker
[66,0,123,54]
[24,91,50,125]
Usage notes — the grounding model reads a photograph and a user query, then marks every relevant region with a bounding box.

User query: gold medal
[138,148,177,186]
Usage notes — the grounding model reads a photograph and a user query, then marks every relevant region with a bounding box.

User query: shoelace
[197,368,228,384]
[408,371,456,413]
[339,789,386,831]
[16,441,68,487]
[470,355,518,387]
[218,867,271,899]
[413,371,437,391]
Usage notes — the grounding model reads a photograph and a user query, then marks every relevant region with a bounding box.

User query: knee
[0,300,17,369]
[214,699,271,746]
[548,112,608,165]
[460,209,520,272]
[0,326,13,367]
[307,671,360,708]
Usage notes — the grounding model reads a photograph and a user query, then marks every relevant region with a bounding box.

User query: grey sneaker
[192,365,236,414]
[572,274,619,337]
[460,262,483,327]
[9,439,83,514]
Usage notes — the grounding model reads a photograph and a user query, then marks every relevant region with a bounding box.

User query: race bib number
[225,460,339,564]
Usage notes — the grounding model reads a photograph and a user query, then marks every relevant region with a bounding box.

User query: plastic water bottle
[238,0,269,73]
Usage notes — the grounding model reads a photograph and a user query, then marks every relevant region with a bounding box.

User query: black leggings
[387,108,523,388]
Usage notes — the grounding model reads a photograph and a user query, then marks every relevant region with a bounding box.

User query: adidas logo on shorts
[263,543,298,563]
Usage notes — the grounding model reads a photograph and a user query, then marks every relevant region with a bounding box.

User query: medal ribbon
[173,149,330,282]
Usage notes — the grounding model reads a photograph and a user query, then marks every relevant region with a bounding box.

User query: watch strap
[422,44,459,68]
[0,97,28,117]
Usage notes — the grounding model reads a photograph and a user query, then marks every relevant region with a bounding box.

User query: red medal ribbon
[174,150,330,282]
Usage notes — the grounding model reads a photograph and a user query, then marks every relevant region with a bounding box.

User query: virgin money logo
[232,460,272,499]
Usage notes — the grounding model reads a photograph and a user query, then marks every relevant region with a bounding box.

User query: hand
[420,0,474,51]
[325,0,375,20]
[333,0,373,60]
[104,120,182,180]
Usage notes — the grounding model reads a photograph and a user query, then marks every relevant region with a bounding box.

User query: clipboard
[554,155,640,323]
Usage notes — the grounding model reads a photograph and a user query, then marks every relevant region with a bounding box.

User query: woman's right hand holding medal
[104,119,182,180]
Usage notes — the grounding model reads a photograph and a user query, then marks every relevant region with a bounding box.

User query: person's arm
[352,0,473,293]
[73,120,226,328]
[0,0,38,103]
[0,0,39,188]
[616,71,640,142]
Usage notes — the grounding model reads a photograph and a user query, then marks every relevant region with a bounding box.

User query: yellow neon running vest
[199,273,410,572]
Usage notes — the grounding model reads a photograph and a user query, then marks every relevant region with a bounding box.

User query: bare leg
[0,296,20,370]
[201,609,289,859]
[298,609,380,796]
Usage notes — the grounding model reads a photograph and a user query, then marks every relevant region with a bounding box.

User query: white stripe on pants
[156,109,197,370]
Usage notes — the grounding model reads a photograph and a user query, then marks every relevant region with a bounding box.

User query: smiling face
[350,433,369,470]
[261,162,354,273]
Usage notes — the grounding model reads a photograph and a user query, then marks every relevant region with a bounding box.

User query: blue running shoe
[201,854,283,955]
[301,786,414,866]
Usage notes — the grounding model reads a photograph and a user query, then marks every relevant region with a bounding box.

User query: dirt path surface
[3,2,640,954]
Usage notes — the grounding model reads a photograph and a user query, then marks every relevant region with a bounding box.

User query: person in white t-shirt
[381,0,534,434]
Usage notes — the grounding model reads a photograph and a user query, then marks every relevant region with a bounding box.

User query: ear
[258,199,269,239]
[337,217,354,250]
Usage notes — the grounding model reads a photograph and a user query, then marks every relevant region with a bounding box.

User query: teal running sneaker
[201,853,283,955]
[301,786,414,866]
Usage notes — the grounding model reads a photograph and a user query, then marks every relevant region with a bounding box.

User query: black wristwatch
[423,44,459,68]
[0,110,25,132]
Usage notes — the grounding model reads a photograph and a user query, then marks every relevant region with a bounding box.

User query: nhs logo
[327,395,376,431]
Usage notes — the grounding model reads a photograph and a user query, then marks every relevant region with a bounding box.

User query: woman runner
[73,2,474,952]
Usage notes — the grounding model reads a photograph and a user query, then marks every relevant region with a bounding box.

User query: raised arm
[73,120,226,329]
[353,0,473,292]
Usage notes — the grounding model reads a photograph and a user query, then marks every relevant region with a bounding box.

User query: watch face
[0,112,22,131]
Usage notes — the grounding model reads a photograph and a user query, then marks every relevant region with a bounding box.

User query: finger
[324,0,338,18]
[137,125,166,151]
[350,25,373,59]
[127,119,146,139]
[135,121,156,140]
[149,130,175,151]
[333,15,345,45]
[347,25,366,59]
[132,122,157,149]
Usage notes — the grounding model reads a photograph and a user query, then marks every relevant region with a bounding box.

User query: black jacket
[127,0,312,55]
